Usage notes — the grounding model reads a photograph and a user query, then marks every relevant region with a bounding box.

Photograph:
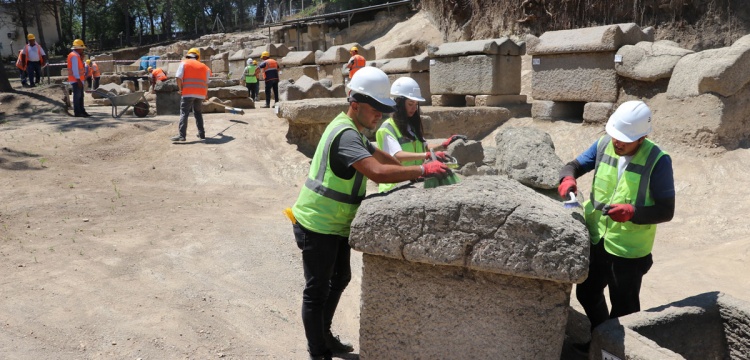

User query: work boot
[170,135,185,142]
[308,354,332,360]
[197,133,205,140]
[324,331,354,354]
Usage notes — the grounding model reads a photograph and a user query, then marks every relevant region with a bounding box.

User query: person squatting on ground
[67,39,90,117]
[85,58,101,90]
[148,66,167,92]
[242,58,260,102]
[375,76,451,192]
[290,67,449,360]
[558,100,675,353]
[171,48,212,142]
[258,51,279,108]
[21,34,48,87]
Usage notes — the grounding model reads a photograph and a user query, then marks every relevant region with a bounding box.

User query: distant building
[0,5,61,58]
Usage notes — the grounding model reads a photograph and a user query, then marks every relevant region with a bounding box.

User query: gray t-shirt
[330,129,375,179]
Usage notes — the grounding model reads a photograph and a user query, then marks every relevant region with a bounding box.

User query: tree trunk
[49,1,64,46]
[163,0,173,35]
[144,0,155,35]
[200,0,207,34]
[15,0,30,40]
[256,0,265,24]
[33,4,47,50]
[0,64,15,92]
[80,0,87,41]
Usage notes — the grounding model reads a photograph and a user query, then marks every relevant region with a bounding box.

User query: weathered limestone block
[317,64,345,86]
[420,106,511,139]
[277,98,350,155]
[446,139,484,165]
[207,86,249,99]
[379,54,430,73]
[231,97,255,109]
[387,72,431,105]
[210,52,229,73]
[667,34,750,98]
[465,95,475,106]
[281,51,316,66]
[592,292,750,360]
[531,52,618,102]
[316,46,351,65]
[430,94,465,107]
[248,43,290,59]
[430,37,521,57]
[208,78,240,88]
[431,54,521,95]
[475,94,528,106]
[583,102,615,124]
[350,176,589,359]
[98,74,121,86]
[121,80,136,93]
[196,46,216,61]
[531,100,585,121]
[202,97,230,113]
[95,54,115,74]
[228,49,253,76]
[281,65,319,82]
[526,23,650,55]
[616,41,693,81]
[495,126,565,190]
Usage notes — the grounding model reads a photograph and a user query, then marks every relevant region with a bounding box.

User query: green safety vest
[375,118,426,192]
[244,65,258,84]
[292,112,369,237]
[583,135,667,258]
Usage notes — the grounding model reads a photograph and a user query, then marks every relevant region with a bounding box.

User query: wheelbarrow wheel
[133,101,149,118]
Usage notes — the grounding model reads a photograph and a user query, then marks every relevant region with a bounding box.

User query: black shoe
[571,341,590,355]
[170,135,186,141]
[262,104,269,108]
[324,331,354,354]
[309,355,332,360]
[82,113,92,117]
[197,134,206,140]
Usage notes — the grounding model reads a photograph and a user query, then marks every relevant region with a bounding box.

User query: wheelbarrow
[88,88,150,118]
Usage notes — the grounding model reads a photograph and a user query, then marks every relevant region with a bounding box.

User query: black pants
[265,80,279,106]
[576,240,653,332]
[71,81,85,116]
[246,82,259,101]
[27,61,42,86]
[293,223,351,357]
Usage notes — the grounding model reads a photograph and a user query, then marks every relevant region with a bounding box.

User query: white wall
[0,8,61,58]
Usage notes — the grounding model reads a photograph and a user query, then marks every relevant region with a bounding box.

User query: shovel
[563,192,581,209]
[206,99,245,115]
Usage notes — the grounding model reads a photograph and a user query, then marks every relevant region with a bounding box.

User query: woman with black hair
[375,77,448,192]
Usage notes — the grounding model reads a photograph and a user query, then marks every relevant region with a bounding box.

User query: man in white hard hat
[557,100,675,354]
[289,66,448,360]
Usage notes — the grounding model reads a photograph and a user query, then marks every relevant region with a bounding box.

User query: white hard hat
[606,100,652,142]
[390,77,425,102]
[346,66,396,113]
[247,58,252,65]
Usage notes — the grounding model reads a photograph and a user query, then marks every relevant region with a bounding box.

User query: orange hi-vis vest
[23,44,45,67]
[152,68,167,82]
[67,51,84,82]
[180,59,209,98]
[86,62,100,77]
[348,54,365,78]
[262,59,279,82]
[15,50,25,70]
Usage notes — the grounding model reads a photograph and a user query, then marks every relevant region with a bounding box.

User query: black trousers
[265,80,279,106]
[246,82,258,101]
[71,81,85,116]
[576,240,653,332]
[293,223,351,357]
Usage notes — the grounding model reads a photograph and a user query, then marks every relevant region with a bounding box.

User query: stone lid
[281,51,316,66]
[379,53,429,74]
[429,38,521,57]
[350,176,590,284]
[316,45,352,65]
[527,23,650,55]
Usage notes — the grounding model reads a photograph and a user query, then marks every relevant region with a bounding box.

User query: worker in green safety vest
[557,100,675,355]
[290,67,448,360]
[242,58,260,102]
[375,76,452,192]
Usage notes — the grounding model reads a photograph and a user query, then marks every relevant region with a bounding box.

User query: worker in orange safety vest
[20,34,48,87]
[85,57,101,90]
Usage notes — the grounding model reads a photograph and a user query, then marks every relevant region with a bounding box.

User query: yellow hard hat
[350,46,358,53]
[27,34,35,40]
[72,39,86,49]
[253,60,258,65]
[147,66,153,72]
[261,51,270,58]
[86,59,91,64]
[186,47,200,60]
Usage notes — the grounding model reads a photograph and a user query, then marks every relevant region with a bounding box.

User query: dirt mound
[0,85,69,122]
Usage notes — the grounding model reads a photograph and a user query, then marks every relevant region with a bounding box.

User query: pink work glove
[426,151,448,161]
[441,135,467,148]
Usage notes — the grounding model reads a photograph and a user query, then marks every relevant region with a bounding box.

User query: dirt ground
[2,11,750,359]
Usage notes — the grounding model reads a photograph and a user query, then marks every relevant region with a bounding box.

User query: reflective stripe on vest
[67,51,84,82]
[348,55,366,78]
[153,68,167,82]
[245,65,258,83]
[181,60,208,97]
[375,118,425,192]
[292,112,368,237]
[582,135,666,258]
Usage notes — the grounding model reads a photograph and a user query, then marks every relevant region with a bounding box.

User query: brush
[563,192,581,209]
